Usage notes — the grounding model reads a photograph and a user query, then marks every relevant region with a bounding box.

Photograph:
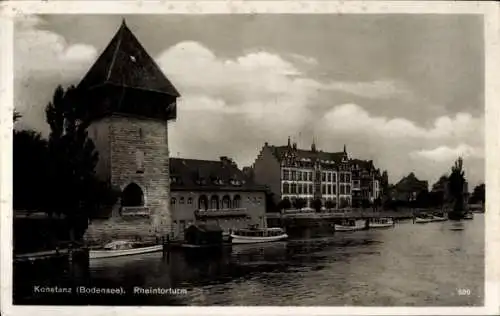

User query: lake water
[14,214,484,306]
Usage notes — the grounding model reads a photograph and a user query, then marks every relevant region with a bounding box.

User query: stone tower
[79,20,180,244]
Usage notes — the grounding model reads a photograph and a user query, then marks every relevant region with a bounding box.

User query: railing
[194,208,248,217]
[120,206,150,217]
[280,209,414,220]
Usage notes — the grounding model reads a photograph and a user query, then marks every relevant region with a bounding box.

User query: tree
[13,129,49,211]
[448,157,467,220]
[265,190,277,212]
[277,198,292,211]
[44,85,117,240]
[325,199,336,210]
[292,198,307,210]
[380,170,390,203]
[415,190,430,208]
[361,199,371,209]
[311,198,322,212]
[13,110,21,123]
[469,183,485,205]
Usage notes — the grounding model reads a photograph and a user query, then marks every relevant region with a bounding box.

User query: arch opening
[122,183,144,207]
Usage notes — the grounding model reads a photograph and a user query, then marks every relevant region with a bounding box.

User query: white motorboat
[335,219,366,232]
[431,214,447,222]
[230,227,288,244]
[415,215,433,223]
[89,240,163,259]
[463,212,474,220]
[368,217,394,228]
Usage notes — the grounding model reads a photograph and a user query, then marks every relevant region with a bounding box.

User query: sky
[14,14,485,189]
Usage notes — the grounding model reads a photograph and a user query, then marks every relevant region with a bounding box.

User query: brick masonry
[84,115,171,245]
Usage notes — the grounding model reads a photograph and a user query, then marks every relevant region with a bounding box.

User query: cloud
[324,80,415,100]
[321,103,483,141]
[14,20,484,189]
[411,144,484,162]
[14,15,97,132]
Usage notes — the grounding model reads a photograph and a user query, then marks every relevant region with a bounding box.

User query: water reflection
[14,214,484,306]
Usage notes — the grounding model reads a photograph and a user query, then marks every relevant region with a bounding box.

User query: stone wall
[84,114,171,244]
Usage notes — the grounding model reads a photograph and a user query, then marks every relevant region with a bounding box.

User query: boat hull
[431,217,447,222]
[335,225,365,232]
[369,223,393,228]
[415,218,432,223]
[230,234,288,244]
[89,245,163,259]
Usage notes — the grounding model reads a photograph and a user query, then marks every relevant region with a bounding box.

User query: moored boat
[463,212,474,220]
[230,227,288,244]
[335,219,366,231]
[431,213,447,222]
[415,214,433,223]
[368,217,394,228]
[89,240,163,259]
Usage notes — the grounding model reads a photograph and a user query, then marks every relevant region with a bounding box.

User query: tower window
[136,150,145,173]
[139,128,143,140]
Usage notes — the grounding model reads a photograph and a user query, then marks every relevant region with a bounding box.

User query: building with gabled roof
[82,20,180,244]
[350,159,382,207]
[251,138,353,209]
[169,157,267,238]
[393,172,429,202]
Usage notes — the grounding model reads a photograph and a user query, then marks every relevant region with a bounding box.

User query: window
[291,171,296,181]
[179,197,185,204]
[291,183,297,194]
[136,150,145,173]
[170,197,176,206]
[346,185,351,194]
[222,195,231,209]
[198,195,208,210]
[139,127,143,140]
[340,173,345,183]
[283,169,290,180]
[346,174,351,183]
[327,173,332,182]
[332,185,337,195]
[322,172,326,182]
[283,183,289,194]
[298,172,302,181]
[187,197,193,205]
[309,184,313,194]
[233,195,241,208]
[210,195,219,209]
[327,185,332,195]
[308,172,313,181]
[322,184,326,195]
[298,184,303,194]
[332,173,337,182]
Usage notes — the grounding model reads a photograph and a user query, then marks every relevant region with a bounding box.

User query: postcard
[1,1,499,315]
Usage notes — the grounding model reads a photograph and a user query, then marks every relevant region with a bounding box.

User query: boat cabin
[370,218,391,224]
[233,227,285,237]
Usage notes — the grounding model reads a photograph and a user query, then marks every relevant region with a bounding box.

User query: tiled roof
[269,145,346,163]
[169,157,267,192]
[78,20,180,97]
[396,173,428,190]
[350,159,374,170]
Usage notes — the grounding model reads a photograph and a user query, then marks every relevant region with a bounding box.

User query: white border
[1,1,499,316]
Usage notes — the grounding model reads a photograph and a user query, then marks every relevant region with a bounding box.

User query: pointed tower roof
[78,20,180,97]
